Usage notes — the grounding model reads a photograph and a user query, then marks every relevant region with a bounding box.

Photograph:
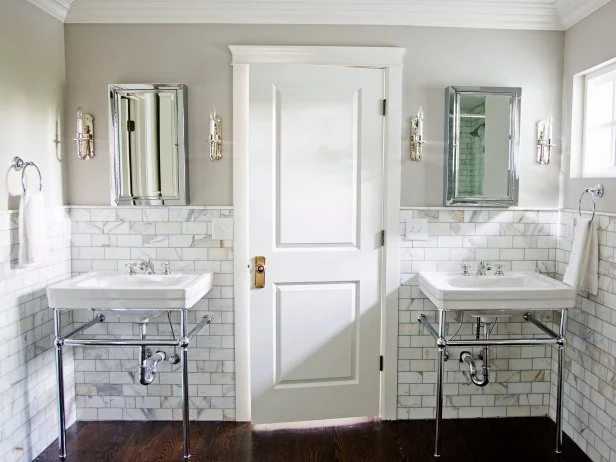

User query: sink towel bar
[418,309,567,459]
[53,309,212,461]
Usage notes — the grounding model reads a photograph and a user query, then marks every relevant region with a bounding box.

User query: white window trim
[231,46,404,422]
[585,61,616,83]
[573,59,616,178]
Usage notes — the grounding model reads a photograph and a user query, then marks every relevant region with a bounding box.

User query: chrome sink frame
[418,309,567,459]
[52,308,212,461]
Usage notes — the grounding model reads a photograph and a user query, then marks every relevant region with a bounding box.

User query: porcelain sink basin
[418,271,576,313]
[47,271,213,311]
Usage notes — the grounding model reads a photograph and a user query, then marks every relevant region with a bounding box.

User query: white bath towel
[18,190,49,266]
[582,220,600,295]
[563,216,599,295]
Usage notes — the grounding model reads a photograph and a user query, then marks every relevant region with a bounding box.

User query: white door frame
[231,46,405,421]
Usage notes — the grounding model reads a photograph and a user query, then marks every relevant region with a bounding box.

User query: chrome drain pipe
[138,322,169,386]
[138,322,153,386]
[460,348,489,387]
[460,318,490,387]
[141,350,167,385]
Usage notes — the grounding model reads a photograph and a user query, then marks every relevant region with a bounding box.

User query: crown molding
[66,0,563,30]
[49,0,612,30]
[556,0,613,28]
[230,46,406,66]
[26,0,73,21]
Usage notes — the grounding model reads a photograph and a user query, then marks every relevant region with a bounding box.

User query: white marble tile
[0,208,73,462]
[397,207,559,425]
[67,206,235,425]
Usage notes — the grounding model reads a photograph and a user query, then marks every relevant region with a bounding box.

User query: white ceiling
[28,0,613,30]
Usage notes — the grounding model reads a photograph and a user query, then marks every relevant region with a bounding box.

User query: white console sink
[418,271,576,313]
[47,271,213,311]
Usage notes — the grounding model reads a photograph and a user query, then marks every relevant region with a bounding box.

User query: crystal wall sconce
[410,106,425,161]
[74,107,94,160]
[536,111,554,165]
[209,107,222,161]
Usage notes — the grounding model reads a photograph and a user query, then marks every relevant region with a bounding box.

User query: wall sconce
[74,107,94,160]
[410,106,425,161]
[209,107,222,161]
[536,111,553,165]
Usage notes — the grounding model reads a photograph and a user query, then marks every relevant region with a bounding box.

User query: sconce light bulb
[417,106,424,135]
[209,106,217,134]
[547,111,553,140]
[76,107,84,133]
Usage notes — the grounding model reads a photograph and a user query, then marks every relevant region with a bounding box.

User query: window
[582,61,616,177]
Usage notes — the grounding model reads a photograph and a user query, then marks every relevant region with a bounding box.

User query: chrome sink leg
[53,309,67,461]
[556,308,567,454]
[180,309,191,460]
[434,310,446,458]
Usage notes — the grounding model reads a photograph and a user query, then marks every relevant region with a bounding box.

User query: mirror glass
[109,84,188,205]
[445,86,521,206]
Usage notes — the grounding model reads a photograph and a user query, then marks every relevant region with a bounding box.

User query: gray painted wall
[561,0,616,213]
[0,5,74,462]
[64,24,564,207]
[0,0,66,210]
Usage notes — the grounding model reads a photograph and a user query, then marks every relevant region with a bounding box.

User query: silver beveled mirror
[444,86,521,207]
[109,84,188,205]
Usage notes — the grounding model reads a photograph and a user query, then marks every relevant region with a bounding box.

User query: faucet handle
[461,263,470,276]
[125,262,138,275]
[161,262,171,275]
[495,263,504,276]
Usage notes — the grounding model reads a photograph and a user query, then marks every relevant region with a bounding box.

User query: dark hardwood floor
[35,417,590,462]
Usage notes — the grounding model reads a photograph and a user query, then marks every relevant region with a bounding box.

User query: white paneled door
[249,64,385,424]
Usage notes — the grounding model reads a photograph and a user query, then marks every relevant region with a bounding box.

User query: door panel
[275,84,361,247]
[276,282,358,385]
[249,64,384,424]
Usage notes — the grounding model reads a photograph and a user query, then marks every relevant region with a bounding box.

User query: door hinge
[380,230,385,247]
[381,99,387,116]
[379,355,384,372]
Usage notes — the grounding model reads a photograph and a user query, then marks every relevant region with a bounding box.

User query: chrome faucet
[494,263,504,276]
[139,258,155,275]
[476,260,492,276]
[461,263,471,276]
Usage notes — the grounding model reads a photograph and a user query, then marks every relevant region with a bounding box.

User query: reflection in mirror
[109,84,188,205]
[445,86,521,207]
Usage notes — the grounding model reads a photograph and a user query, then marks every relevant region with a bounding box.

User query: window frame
[581,60,616,178]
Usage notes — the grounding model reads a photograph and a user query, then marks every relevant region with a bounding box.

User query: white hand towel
[18,190,50,266]
[563,216,599,295]
[580,219,599,295]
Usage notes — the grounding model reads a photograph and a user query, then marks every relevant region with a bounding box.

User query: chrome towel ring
[11,156,43,192]
[578,184,604,221]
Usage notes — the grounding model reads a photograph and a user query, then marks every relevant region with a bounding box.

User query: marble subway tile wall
[0,208,73,462]
[553,211,616,462]
[69,207,234,421]
[398,208,559,419]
